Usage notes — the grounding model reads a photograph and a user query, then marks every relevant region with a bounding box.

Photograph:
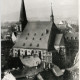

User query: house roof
[13,21,53,50]
[65,32,79,40]
[54,34,65,46]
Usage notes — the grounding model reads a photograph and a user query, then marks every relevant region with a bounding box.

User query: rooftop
[13,21,53,50]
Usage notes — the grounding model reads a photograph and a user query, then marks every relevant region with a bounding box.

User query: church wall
[12,48,52,63]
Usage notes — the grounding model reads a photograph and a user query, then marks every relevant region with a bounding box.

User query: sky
[1,0,78,24]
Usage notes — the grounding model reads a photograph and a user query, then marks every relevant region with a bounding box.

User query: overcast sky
[1,0,78,23]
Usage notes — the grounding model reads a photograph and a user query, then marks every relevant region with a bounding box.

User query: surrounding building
[64,32,79,67]
[57,21,75,33]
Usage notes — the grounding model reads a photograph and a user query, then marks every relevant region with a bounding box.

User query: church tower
[19,0,28,31]
[50,3,54,22]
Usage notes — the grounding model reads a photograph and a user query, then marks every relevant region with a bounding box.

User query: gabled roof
[65,32,79,40]
[54,34,65,46]
[13,21,53,50]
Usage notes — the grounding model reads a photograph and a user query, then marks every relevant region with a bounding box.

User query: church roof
[19,0,27,22]
[13,21,53,50]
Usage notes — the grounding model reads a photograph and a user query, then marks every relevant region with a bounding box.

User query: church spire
[19,0,28,31]
[50,3,54,22]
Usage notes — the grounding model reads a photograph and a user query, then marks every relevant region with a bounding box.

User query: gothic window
[35,51,37,53]
[18,49,20,57]
[25,50,27,56]
[39,51,41,59]
[59,47,64,55]
[31,50,34,55]
[22,50,23,52]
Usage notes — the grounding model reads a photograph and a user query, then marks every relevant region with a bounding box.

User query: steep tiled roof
[13,21,53,50]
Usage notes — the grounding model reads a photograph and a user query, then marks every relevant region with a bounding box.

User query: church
[12,0,66,67]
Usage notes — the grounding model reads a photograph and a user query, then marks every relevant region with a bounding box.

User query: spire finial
[50,2,54,22]
[19,0,28,31]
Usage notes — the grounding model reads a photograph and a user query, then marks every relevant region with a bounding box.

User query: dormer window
[40,38,42,40]
[37,44,39,47]
[32,37,34,40]
[41,33,44,36]
[30,43,32,46]
[46,29,49,34]
[34,33,36,36]
[28,33,29,36]
[26,37,27,40]
[23,43,25,46]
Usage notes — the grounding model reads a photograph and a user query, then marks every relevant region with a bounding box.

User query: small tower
[19,0,28,31]
[50,3,54,22]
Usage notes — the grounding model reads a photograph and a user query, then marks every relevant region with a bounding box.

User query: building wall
[13,48,52,63]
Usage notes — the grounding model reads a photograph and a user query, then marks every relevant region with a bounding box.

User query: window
[34,33,36,36]
[23,43,25,46]
[30,43,32,46]
[40,38,42,40]
[32,37,34,40]
[46,29,49,34]
[37,44,39,47]
[66,37,69,40]
[35,51,37,53]
[75,37,77,40]
[27,33,29,36]
[41,33,44,36]
[26,37,28,40]
[71,37,73,40]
